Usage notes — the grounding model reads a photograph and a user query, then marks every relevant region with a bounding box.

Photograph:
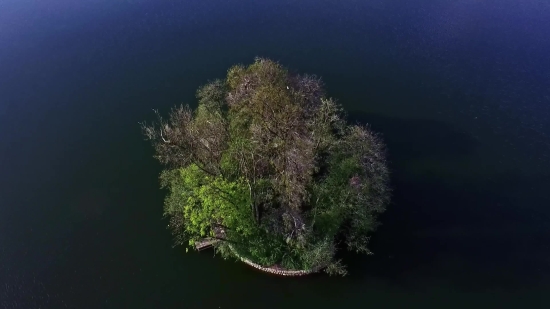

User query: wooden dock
[194,238,220,251]
[194,226,225,251]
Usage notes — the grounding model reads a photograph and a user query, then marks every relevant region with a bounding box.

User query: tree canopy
[142,58,390,275]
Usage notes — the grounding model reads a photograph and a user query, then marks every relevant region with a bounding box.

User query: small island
[142,58,390,276]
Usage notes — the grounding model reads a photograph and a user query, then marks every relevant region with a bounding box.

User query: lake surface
[1,0,549,308]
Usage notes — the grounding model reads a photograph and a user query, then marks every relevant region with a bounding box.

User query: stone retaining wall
[228,244,322,276]
[196,234,323,276]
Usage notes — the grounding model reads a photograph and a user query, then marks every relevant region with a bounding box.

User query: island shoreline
[195,238,324,276]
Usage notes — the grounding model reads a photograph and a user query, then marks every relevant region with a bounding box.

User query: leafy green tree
[142,58,390,275]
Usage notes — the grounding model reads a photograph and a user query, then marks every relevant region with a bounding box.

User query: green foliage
[166,164,256,241]
[196,79,227,110]
[226,64,246,90]
[144,58,390,276]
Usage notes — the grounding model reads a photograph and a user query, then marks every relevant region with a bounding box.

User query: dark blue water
[1,0,549,308]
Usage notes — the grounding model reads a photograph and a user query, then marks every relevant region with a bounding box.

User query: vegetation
[142,58,390,275]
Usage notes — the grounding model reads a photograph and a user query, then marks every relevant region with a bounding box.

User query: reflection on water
[0,272,56,309]
[70,190,109,222]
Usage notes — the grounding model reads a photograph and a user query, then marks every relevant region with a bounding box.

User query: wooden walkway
[194,238,220,251]
[195,226,226,251]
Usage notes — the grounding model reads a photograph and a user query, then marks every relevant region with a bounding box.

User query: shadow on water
[347,111,477,164]
[340,111,550,291]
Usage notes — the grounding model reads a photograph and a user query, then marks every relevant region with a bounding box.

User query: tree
[142,58,390,275]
